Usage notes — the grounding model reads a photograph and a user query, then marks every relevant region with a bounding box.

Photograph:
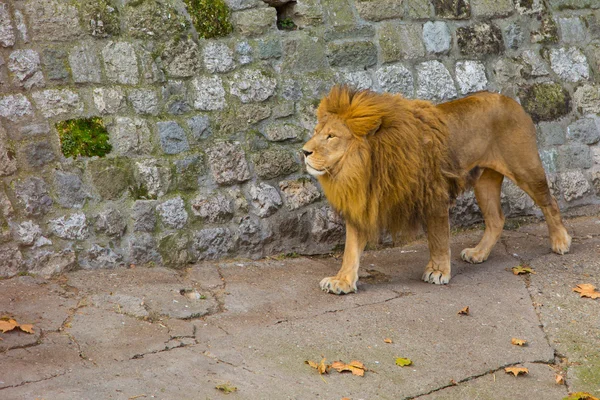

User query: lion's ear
[350,117,382,137]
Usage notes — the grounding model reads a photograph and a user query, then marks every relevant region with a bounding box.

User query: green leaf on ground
[395,357,412,367]
[215,383,237,394]
[512,265,535,275]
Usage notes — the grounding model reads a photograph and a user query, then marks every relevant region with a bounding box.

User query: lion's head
[302,86,460,240]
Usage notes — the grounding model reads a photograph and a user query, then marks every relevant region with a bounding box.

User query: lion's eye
[326,134,335,140]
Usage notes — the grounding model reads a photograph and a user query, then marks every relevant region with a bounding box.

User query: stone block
[236,41,252,65]
[252,148,299,179]
[567,118,600,145]
[49,213,89,240]
[108,117,153,156]
[549,0,599,10]
[21,141,55,168]
[559,143,593,170]
[558,17,587,44]
[230,69,277,103]
[187,115,211,141]
[379,22,424,62]
[14,177,53,217]
[537,122,565,146]
[375,64,414,97]
[519,83,571,122]
[173,155,205,191]
[93,87,127,115]
[128,89,159,115]
[236,215,272,254]
[42,49,70,82]
[69,45,102,83]
[133,159,171,199]
[11,220,42,246]
[549,47,589,83]
[514,0,543,14]
[0,94,33,121]
[249,182,282,217]
[291,0,324,28]
[206,142,251,185]
[158,232,190,268]
[321,0,356,29]
[504,22,524,50]
[8,49,44,89]
[257,38,283,60]
[0,140,16,176]
[123,0,188,40]
[471,0,514,18]
[423,21,452,54]
[231,8,277,37]
[191,76,226,111]
[25,0,82,41]
[102,42,139,85]
[54,171,88,209]
[279,179,320,210]
[0,243,22,278]
[558,170,590,202]
[129,232,162,265]
[94,207,126,238]
[521,50,550,77]
[203,42,235,73]
[262,122,305,141]
[416,60,457,101]
[132,200,157,232]
[457,23,504,56]
[161,38,201,78]
[455,60,487,95]
[355,0,404,21]
[327,40,378,68]
[191,228,234,260]
[87,157,132,200]
[311,206,344,243]
[531,15,558,44]
[157,196,188,229]
[79,245,123,270]
[336,71,373,91]
[191,193,234,223]
[573,85,600,115]
[157,121,189,155]
[539,148,558,173]
[282,34,327,72]
[0,3,15,47]
[31,90,83,118]
[433,0,471,19]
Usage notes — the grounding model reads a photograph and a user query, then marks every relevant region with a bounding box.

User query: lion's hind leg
[461,168,505,264]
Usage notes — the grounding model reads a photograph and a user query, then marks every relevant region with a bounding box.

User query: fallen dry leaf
[331,360,366,376]
[215,383,237,394]
[341,398,351,400]
[0,318,35,334]
[511,338,527,346]
[512,265,535,275]
[573,284,600,299]
[305,358,330,375]
[384,338,393,344]
[395,357,412,367]
[458,306,469,316]
[564,392,599,400]
[555,374,565,385]
[504,366,529,376]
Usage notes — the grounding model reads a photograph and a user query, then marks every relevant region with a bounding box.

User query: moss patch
[79,0,120,37]
[56,117,112,159]
[519,83,571,122]
[184,0,233,39]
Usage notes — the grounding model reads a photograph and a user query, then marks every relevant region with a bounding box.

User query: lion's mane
[316,86,464,241]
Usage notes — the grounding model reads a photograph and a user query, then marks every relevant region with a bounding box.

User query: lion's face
[302,117,354,177]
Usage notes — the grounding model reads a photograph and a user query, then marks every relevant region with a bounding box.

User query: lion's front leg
[320,223,367,294]
[422,211,452,285]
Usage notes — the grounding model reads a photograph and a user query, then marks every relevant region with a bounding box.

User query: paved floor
[1,211,599,399]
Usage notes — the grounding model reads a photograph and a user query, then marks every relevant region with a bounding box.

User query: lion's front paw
[422,263,450,285]
[460,247,488,264]
[551,232,572,255]
[320,276,357,295]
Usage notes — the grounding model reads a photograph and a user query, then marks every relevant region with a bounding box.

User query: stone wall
[1,0,599,277]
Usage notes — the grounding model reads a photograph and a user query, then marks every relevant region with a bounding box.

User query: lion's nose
[302,149,312,157]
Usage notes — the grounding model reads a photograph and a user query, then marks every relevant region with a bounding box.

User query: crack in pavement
[0,370,67,391]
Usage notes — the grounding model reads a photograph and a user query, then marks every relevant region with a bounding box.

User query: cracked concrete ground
[1,210,599,399]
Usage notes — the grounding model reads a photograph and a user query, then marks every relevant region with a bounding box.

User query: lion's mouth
[305,162,326,177]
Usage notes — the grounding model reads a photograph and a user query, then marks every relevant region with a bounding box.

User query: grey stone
[162,80,191,115]
[79,244,123,270]
[191,228,234,260]
[327,40,378,68]
[109,117,153,156]
[15,177,53,216]
[502,179,535,215]
[549,47,589,83]
[573,84,600,115]
[539,148,558,173]
[289,0,324,28]
[207,142,251,185]
[21,141,54,168]
[281,79,302,101]
[158,232,191,268]
[54,171,88,209]
[405,0,432,18]
[257,38,282,60]
[133,159,171,199]
[522,50,550,77]
[173,155,204,191]
[8,49,44,89]
[311,206,344,243]
[558,17,586,44]
[49,213,89,240]
[504,22,524,50]
[230,69,277,103]
[0,94,33,121]
[249,182,282,217]
[228,187,249,213]
[157,197,188,229]
[549,0,600,9]
[423,21,452,54]
[27,249,76,277]
[69,45,102,83]
[0,243,22,278]
[0,139,16,176]
[11,220,42,246]
[25,0,82,42]
[279,179,320,210]
[456,23,504,56]
[128,89,159,115]
[416,60,457,101]
[87,158,132,200]
[433,0,471,19]
[191,76,226,111]
[162,38,201,78]
[471,0,514,18]
[375,64,414,97]
[203,42,235,73]
[31,90,83,118]
[191,193,234,223]
[231,8,277,37]
[94,207,126,238]
[18,123,50,138]
[157,121,189,155]
[129,232,162,265]
[262,122,305,142]
[560,143,593,170]
[0,3,15,47]
[123,0,188,40]
[42,49,69,82]
[252,148,299,179]
[321,0,356,29]
[282,34,327,73]
[379,22,424,63]
[558,170,590,202]
[515,0,543,14]
[93,87,127,115]
[567,118,600,145]
[102,42,139,85]
[237,215,271,254]
[355,0,404,21]
[132,200,157,233]
[537,122,565,146]
[187,115,211,141]
[336,71,373,91]
[455,61,487,95]
[236,41,252,65]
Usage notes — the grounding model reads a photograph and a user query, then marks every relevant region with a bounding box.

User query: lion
[302,86,572,294]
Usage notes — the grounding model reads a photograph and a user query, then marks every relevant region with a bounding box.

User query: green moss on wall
[184,0,233,39]
[56,117,112,159]
[519,83,571,122]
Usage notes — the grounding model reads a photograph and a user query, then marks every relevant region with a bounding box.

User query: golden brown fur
[303,86,572,294]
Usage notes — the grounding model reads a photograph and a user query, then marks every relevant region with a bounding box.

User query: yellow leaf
[458,306,469,316]
[384,338,393,344]
[331,360,366,376]
[512,266,535,275]
[395,357,412,367]
[564,392,599,400]
[511,338,527,346]
[305,360,318,369]
[0,319,18,333]
[573,284,600,299]
[305,358,330,375]
[555,374,565,385]
[215,383,237,394]
[504,366,528,376]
